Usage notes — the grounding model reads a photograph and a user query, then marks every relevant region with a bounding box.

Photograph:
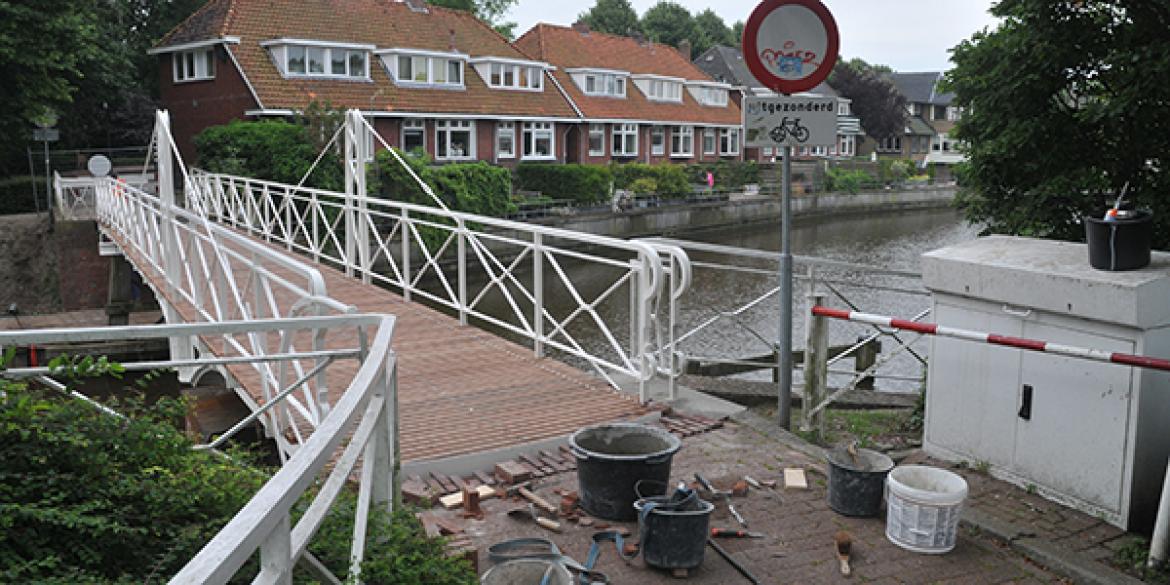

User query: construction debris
[784,468,809,489]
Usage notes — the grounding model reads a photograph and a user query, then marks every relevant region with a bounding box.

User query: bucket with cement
[886,465,968,554]
[827,446,894,517]
[569,423,681,521]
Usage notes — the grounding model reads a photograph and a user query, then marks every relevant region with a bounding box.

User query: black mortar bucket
[1085,211,1153,271]
[827,447,894,517]
[634,494,714,570]
[569,423,681,521]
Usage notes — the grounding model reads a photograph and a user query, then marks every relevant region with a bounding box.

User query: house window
[396,55,462,87]
[651,126,665,156]
[648,80,683,102]
[838,135,855,157]
[174,48,215,82]
[522,122,554,160]
[282,45,366,78]
[878,136,903,152]
[612,123,638,157]
[933,105,948,121]
[671,126,693,158]
[435,120,474,160]
[908,103,922,116]
[702,128,716,155]
[588,124,605,156]
[947,106,962,121]
[307,47,325,74]
[838,101,850,116]
[496,122,515,159]
[719,128,740,155]
[401,119,425,153]
[911,136,930,154]
[487,63,543,90]
[582,73,626,97]
[696,86,728,107]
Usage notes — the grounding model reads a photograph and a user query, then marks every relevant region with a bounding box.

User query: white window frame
[435,120,475,161]
[702,128,716,155]
[281,45,367,79]
[174,48,215,82]
[719,128,741,156]
[521,122,555,161]
[401,119,426,154]
[483,62,544,91]
[389,52,465,88]
[612,123,638,157]
[581,73,626,97]
[496,122,515,160]
[648,80,683,103]
[651,126,666,156]
[588,124,605,157]
[947,106,962,121]
[670,126,693,158]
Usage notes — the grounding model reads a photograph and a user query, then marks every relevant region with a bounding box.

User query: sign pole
[777,143,794,428]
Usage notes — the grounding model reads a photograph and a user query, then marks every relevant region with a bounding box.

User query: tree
[829,59,907,141]
[640,2,700,52]
[694,9,733,56]
[732,20,745,47]
[578,0,640,36]
[947,0,1170,247]
[430,0,518,34]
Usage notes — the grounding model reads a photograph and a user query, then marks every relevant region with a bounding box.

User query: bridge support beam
[344,110,370,284]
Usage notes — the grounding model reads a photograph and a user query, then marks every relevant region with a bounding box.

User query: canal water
[464,207,980,393]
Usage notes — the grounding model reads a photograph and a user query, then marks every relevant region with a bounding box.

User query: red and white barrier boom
[812,306,1170,373]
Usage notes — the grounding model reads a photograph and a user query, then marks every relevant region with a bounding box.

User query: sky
[505,0,1000,72]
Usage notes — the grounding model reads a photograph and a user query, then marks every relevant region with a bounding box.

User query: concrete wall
[519,187,956,240]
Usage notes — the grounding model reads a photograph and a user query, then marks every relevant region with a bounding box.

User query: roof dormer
[260,38,373,80]
[685,80,731,107]
[565,67,629,98]
[377,47,468,89]
[469,56,548,91]
[631,74,685,103]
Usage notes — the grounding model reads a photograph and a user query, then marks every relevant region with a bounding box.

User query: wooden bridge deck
[109,230,647,463]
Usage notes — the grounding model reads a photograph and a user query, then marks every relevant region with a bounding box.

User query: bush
[0,175,43,215]
[611,163,690,197]
[515,163,612,205]
[877,158,915,185]
[194,119,342,191]
[685,161,760,190]
[629,177,659,196]
[372,149,514,217]
[825,168,874,194]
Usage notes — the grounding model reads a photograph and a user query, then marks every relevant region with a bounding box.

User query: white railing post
[457,220,468,326]
[372,354,400,509]
[802,292,828,436]
[257,515,293,585]
[344,110,371,283]
[156,111,181,293]
[401,208,411,302]
[533,233,545,358]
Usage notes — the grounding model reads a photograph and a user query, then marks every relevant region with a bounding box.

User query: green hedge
[684,161,760,190]
[0,176,43,215]
[515,163,613,205]
[194,119,343,191]
[372,149,514,217]
[610,163,691,197]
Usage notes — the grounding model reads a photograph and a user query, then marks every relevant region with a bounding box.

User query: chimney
[572,20,590,34]
[631,30,646,45]
[449,29,457,51]
[679,39,692,59]
[402,0,428,13]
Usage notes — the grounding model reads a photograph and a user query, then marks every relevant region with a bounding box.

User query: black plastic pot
[827,447,894,517]
[634,495,713,570]
[1085,211,1153,271]
[569,423,681,521]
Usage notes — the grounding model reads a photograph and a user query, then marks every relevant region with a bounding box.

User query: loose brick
[495,460,532,484]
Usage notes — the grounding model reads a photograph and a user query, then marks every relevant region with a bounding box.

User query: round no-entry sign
[743,0,840,95]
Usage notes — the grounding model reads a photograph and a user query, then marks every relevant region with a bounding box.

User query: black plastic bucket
[827,447,894,517]
[634,496,713,570]
[1085,212,1153,271]
[569,423,682,521]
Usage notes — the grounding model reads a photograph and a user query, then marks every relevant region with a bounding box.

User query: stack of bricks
[659,412,724,437]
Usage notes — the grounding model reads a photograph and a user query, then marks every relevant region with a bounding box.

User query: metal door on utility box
[926,300,1023,469]
[1013,320,1134,513]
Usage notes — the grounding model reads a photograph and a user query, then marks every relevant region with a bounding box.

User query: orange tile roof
[514,24,742,125]
[157,0,578,118]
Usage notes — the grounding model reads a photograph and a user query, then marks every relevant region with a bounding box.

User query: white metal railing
[95,174,354,458]
[188,169,669,397]
[54,172,99,221]
[0,314,399,584]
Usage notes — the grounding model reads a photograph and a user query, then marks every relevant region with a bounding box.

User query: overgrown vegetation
[515,163,613,205]
[194,119,343,191]
[0,354,475,583]
[685,160,760,191]
[611,162,691,197]
[372,149,514,217]
[0,176,44,215]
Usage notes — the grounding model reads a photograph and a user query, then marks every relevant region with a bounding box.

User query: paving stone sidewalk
[443,417,1076,584]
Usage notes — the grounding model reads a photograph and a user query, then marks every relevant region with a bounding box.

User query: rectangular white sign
[744,96,837,148]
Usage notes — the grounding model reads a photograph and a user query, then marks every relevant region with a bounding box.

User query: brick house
[858,72,964,174]
[692,45,863,163]
[513,23,743,165]
[151,0,743,170]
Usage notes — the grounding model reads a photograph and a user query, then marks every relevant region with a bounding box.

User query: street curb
[731,410,1145,585]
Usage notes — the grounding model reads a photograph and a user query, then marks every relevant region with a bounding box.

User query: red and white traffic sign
[743,0,840,95]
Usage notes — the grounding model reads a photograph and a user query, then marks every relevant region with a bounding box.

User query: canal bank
[523,187,956,239]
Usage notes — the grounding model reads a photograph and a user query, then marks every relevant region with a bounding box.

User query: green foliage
[0,176,44,215]
[732,20,744,46]
[629,177,659,196]
[611,163,691,197]
[685,161,759,190]
[693,9,733,57]
[877,158,914,185]
[194,119,343,191]
[515,163,613,205]
[578,0,640,37]
[0,381,266,582]
[430,0,517,33]
[829,59,907,141]
[946,0,1170,248]
[372,149,514,217]
[825,168,874,194]
[640,2,700,52]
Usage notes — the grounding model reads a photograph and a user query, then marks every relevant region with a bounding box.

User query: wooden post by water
[802,292,829,438]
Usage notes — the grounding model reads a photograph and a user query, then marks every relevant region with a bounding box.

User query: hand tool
[835,530,852,576]
[710,528,766,538]
[707,538,761,584]
[506,503,562,532]
[695,473,748,527]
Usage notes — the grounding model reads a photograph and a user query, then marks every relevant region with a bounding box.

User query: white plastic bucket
[885,465,969,554]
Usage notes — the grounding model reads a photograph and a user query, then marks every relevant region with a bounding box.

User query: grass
[778,406,918,448]
[1111,536,1170,582]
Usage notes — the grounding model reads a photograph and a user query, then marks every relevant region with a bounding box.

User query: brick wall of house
[158,48,259,164]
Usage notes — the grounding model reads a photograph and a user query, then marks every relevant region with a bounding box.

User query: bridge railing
[0,314,399,584]
[189,170,669,397]
[96,176,355,458]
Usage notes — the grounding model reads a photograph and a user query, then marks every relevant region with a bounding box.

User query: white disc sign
[743,0,840,95]
[87,155,112,178]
